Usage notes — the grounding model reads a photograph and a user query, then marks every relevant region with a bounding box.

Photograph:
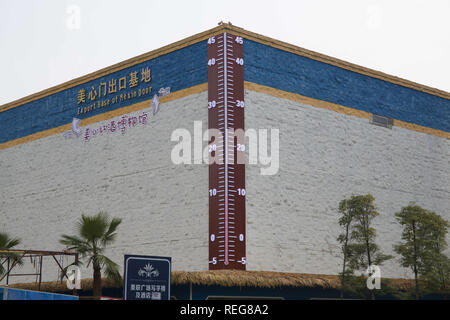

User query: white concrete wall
[244,89,450,279]
[1,88,449,285]
[0,91,209,284]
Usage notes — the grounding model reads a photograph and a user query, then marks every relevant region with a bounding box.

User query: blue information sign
[123,255,171,300]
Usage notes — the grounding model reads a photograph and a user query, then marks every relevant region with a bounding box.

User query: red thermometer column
[208,33,246,270]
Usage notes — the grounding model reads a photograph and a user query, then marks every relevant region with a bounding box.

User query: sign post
[123,255,171,300]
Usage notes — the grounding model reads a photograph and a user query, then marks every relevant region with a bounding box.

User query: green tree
[394,206,450,299]
[337,198,356,298]
[394,204,430,299]
[420,210,450,298]
[60,212,122,297]
[339,194,393,299]
[0,232,22,278]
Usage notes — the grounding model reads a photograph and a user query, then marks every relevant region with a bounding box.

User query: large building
[1,23,449,299]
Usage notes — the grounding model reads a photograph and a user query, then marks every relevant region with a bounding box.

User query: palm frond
[102,217,122,246]
[97,254,122,285]
[0,232,23,277]
[59,235,92,256]
[0,232,21,250]
[59,234,86,247]
[77,212,109,242]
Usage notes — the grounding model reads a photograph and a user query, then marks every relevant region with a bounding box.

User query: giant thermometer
[208,33,246,270]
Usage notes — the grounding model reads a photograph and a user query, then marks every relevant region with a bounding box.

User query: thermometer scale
[208,32,246,270]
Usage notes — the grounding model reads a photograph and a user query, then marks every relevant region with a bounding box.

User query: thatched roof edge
[3,270,415,292]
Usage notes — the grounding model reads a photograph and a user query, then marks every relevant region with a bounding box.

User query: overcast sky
[0,0,449,106]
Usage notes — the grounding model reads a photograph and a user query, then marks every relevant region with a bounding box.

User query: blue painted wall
[0,287,78,300]
[2,36,449,146]
[244,40,450,133]
[0,41,207,144]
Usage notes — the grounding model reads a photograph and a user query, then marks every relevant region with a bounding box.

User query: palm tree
[0,232,22,278]
[60,212,122,297]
